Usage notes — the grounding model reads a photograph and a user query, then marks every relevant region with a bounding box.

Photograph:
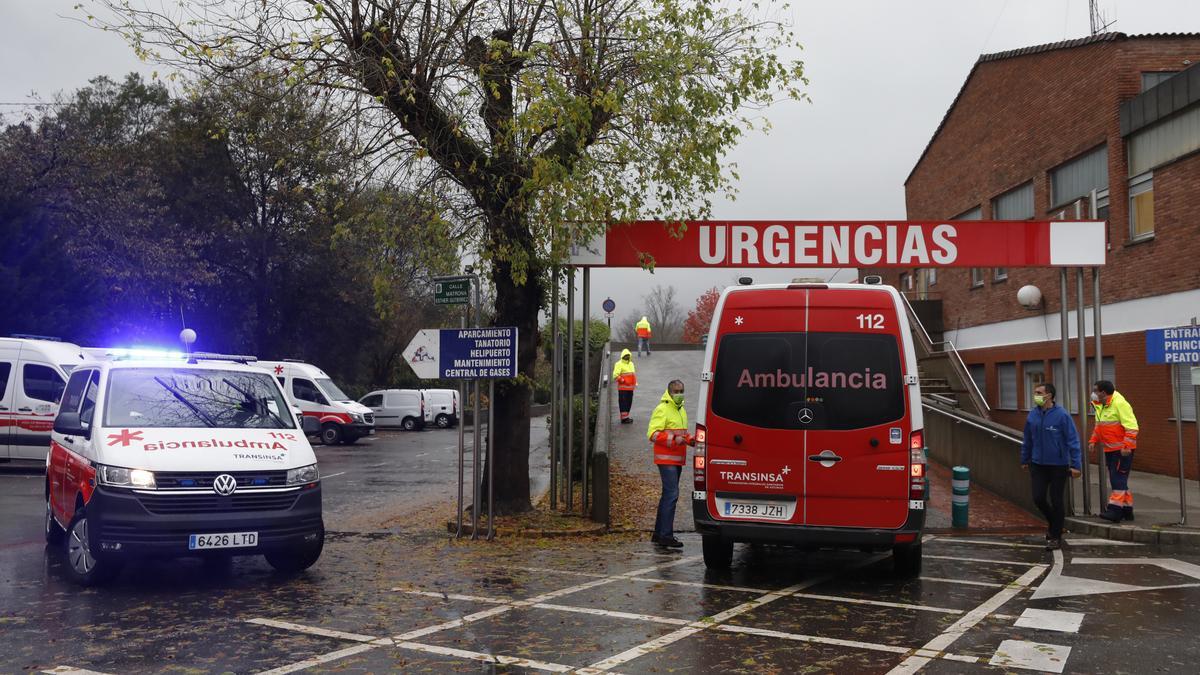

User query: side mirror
[302,416,320,435]
[54,412,89,438]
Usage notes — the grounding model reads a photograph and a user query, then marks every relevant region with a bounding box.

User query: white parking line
[394,589,509,604]
[248,618,381,643]
[925,554,1040,566]
[790,592,964,615]
[255,644,377,675]
[533,602,691,626]
[393,641,577,672]
[933,538,1047,550]
[885,564,1048,675]
[717,624,913,655]
[41,668,114,675]
[321,471,348,479]
[919,576,1005,588]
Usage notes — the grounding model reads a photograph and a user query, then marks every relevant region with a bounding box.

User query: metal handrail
[922,397,1021,444]
[899,291,990,413]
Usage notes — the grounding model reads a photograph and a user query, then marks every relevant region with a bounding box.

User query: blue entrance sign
[440,327,518,378]
[1145,325,1200,364]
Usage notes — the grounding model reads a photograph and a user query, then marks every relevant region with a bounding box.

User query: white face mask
[1090,392,1100,403]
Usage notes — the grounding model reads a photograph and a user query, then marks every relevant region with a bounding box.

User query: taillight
[909,430,926,500]
[694,424,707,490]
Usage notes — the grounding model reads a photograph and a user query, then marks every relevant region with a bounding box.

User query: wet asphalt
[5,423,1200,672]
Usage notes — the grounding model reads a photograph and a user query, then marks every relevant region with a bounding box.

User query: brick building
[874,33,1200,479]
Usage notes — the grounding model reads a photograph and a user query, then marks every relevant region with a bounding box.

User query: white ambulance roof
[0,338,87,367]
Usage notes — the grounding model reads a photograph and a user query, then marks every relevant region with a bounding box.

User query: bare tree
[90,0,805,513]
[642,285,684,342]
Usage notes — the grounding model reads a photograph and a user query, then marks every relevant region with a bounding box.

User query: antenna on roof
[1089,0,1115,36]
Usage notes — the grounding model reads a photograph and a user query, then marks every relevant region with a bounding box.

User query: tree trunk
[484,209,543,514]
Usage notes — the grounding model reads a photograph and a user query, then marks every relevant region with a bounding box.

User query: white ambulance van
[0,336,87,464]
[257,360,375,445]
[693,282,927,575]
[46,353,324,585]
[359,389,425,430]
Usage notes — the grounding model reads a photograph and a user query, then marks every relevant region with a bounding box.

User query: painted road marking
[886,564,1048,674]
[393,640,577,672]
[919,576,1005,588]
[989,638,1072,673]
[394,589,510,604]
[925,554,1041,566]
[248,617,382,643]
[533,602,692,626]
[717,624,912,655]
[1014,608,1084,633]
[1072,556,1200,580]
[1032,550,1200,600]
[255,644,378,675]
[1065,538,1143,546]
[321,471,348,479]
[41,668,114,675]
[932,537,1047,550]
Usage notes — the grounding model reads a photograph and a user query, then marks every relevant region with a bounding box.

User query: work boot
[658,536,684,549]
[1099,505,1123,523]
[1122,506,1135,521]
[1045,539,1060,550]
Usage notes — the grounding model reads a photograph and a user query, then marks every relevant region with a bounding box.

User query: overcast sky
[4,0,1200,326]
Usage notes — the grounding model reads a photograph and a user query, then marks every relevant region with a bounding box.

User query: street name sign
[434,277,472,305]
[403,327,518,379]
[1145,325,1200,364]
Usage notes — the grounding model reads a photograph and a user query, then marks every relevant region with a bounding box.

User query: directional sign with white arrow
[402,327,518,380]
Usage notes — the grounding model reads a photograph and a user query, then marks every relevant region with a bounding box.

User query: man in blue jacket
[1021,382,1082,550]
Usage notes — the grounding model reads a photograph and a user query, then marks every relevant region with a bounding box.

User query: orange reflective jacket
[1089,391,1139,453]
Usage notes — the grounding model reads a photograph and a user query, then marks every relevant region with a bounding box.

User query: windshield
[104,368,295,429]
[711,332,905,431]
[315,377,350,401]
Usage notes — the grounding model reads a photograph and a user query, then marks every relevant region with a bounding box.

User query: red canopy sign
[569,220,1106,268]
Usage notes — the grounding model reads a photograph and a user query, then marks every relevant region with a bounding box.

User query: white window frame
[1173,363,1197,422]
[1129,171,1154,241]
[970,268,984,288]
[928,268,937,286]
[998,362,1018,410]
[994,268,1008,282]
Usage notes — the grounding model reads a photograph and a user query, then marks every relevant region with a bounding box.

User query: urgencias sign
[569,221,1106,268]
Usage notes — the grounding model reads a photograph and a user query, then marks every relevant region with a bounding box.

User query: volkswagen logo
[212,474,238,496]
[797,408,814,424]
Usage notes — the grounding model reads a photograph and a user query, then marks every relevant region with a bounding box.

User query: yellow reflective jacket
[612,349,637,390]
[1090,390,1139,452]
[636,317,652,338]
[647,388,689,466]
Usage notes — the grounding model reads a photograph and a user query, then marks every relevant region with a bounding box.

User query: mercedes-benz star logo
[213,474,238,496]
[798,408,814,424]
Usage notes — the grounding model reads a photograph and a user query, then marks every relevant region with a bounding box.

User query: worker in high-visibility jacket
[647,379,694,549]
[612,348,638,424]
[1089,379,1139,522]
[636,316,653,357]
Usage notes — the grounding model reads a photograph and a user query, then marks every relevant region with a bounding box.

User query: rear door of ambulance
[802,288,910,529]
[703,288,807,525]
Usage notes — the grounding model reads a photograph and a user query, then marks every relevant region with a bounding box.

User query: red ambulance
[692,282,927,574]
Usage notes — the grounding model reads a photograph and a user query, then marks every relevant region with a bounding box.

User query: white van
[359,389,426,430]
[693,282,926,574]
[422,389,460,428]
[258,361,375,445]
[47,353,324,585]
[0,336,87,464]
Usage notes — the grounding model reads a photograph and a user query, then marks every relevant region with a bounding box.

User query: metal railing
[899,291,990,415]
[922,397,1019,443]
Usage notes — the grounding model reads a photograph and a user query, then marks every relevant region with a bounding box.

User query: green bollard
[952,466,970,529]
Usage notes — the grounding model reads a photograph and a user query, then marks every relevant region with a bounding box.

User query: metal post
[1076,268,1091,515]
[1062,268,1088,514]
[1173,364,1188,525]
[1092,267,1107,509]
[487,379,496,540]
[581,267,590,514]
[565,267,575,510]
[471,275,482,539]
[549,266,559,510]
[455,309,466,538]
[1193,318,1200,513]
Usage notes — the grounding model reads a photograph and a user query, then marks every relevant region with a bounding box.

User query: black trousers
[1030,463,1069,539]
[618,390,633,419]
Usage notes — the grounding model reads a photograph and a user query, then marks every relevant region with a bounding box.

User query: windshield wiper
[222,378,287,428]
[154,376,217,427]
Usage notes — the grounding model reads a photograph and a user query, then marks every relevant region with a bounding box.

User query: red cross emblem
[107,429,144,447]
[274,365,284,375]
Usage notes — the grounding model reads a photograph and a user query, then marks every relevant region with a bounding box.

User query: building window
[992,182,1034,220]
[968,364,986,400]
[899,272,911,292]
[1094,188,1109,220]
[928,268,937,286]
[1174,363,1197,422]
[997,363,1018,409]
[1129,172,1154,240]
[970,268,984,288]
[1051,145,1108,208]
[994,268,1008,282]
[1052,357,1115,414]
[1128,106,1200,176]
[1141,71,1178,92]
[955,206,982,220]
[1022,361,1046,410]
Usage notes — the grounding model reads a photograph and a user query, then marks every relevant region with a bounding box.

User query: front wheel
[64,509,122,586]
[893,542,923,577]
[702,535,733,570]
[435,414,451,429]
[320,423,343,445]
[265,529,324,574]
[401,417,418,431]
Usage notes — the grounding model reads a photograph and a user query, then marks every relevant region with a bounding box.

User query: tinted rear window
[711,332,904,430]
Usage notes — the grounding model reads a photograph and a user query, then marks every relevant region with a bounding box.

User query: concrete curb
[1066,516,1200,549]
[445,520,608,539]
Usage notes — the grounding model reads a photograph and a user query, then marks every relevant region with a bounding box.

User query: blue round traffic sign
[602,298,616,313]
